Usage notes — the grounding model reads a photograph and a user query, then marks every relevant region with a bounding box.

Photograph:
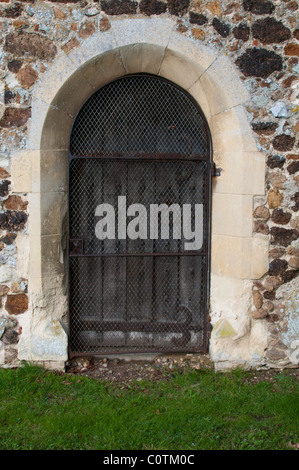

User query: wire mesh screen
[70,75,209,157]
[69,75,211,355]
[69,159,209,255]
[70,256,206,353]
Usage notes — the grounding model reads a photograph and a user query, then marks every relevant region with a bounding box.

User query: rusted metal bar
[69,152,210,161]
[69,251,208,258]
[77,320,203,333]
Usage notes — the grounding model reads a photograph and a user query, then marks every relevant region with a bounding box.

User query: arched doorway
[68,74,213,356]
[20,25,267,368]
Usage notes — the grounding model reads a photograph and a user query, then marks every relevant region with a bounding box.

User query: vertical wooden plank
[179,162,206,337]
[73,159,90,321]
[69,159,97,350]
[102,161,126,322]
[154,163,179,325]
[196,161,208,333]
[126,162,154,324]
[87,159,103,324]
[179,162,197,333]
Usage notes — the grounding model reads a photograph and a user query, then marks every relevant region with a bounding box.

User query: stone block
[200,54,250,115]
[211,234,252,279]
[40,105,73,152]
[120,43,165,75]
[41,235,65,278]
[159,48,204,91]
[10,150,35,193]
[212,193,253,237]
[31,320,68,361]
[40,151,68,193]
[80,47,127,91]
[213,151,265,195]
[210,274,252,320]
[40,192,67,236]
[167,32,217,74]
[28,98,52,151]
[50,71,95,119]
[188,79,211,121]
[210,106,258,153]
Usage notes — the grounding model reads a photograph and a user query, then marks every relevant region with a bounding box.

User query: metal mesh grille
[70,255,206,353]
[69,159,208,255]
[70,75,209,157]
[69,75,210,355]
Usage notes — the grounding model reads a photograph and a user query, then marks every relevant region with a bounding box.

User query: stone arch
[16,17,268,369]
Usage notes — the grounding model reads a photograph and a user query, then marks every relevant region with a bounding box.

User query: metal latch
[211,163,222,177]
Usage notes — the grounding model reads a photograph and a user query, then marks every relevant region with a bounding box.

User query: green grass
[0,364,298,450]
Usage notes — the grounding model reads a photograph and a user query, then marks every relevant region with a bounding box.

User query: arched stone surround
[14,17,268,370]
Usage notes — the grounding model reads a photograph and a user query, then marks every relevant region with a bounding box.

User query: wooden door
[68,75,212,356]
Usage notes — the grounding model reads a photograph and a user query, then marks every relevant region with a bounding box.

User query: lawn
[0,364,298,450]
